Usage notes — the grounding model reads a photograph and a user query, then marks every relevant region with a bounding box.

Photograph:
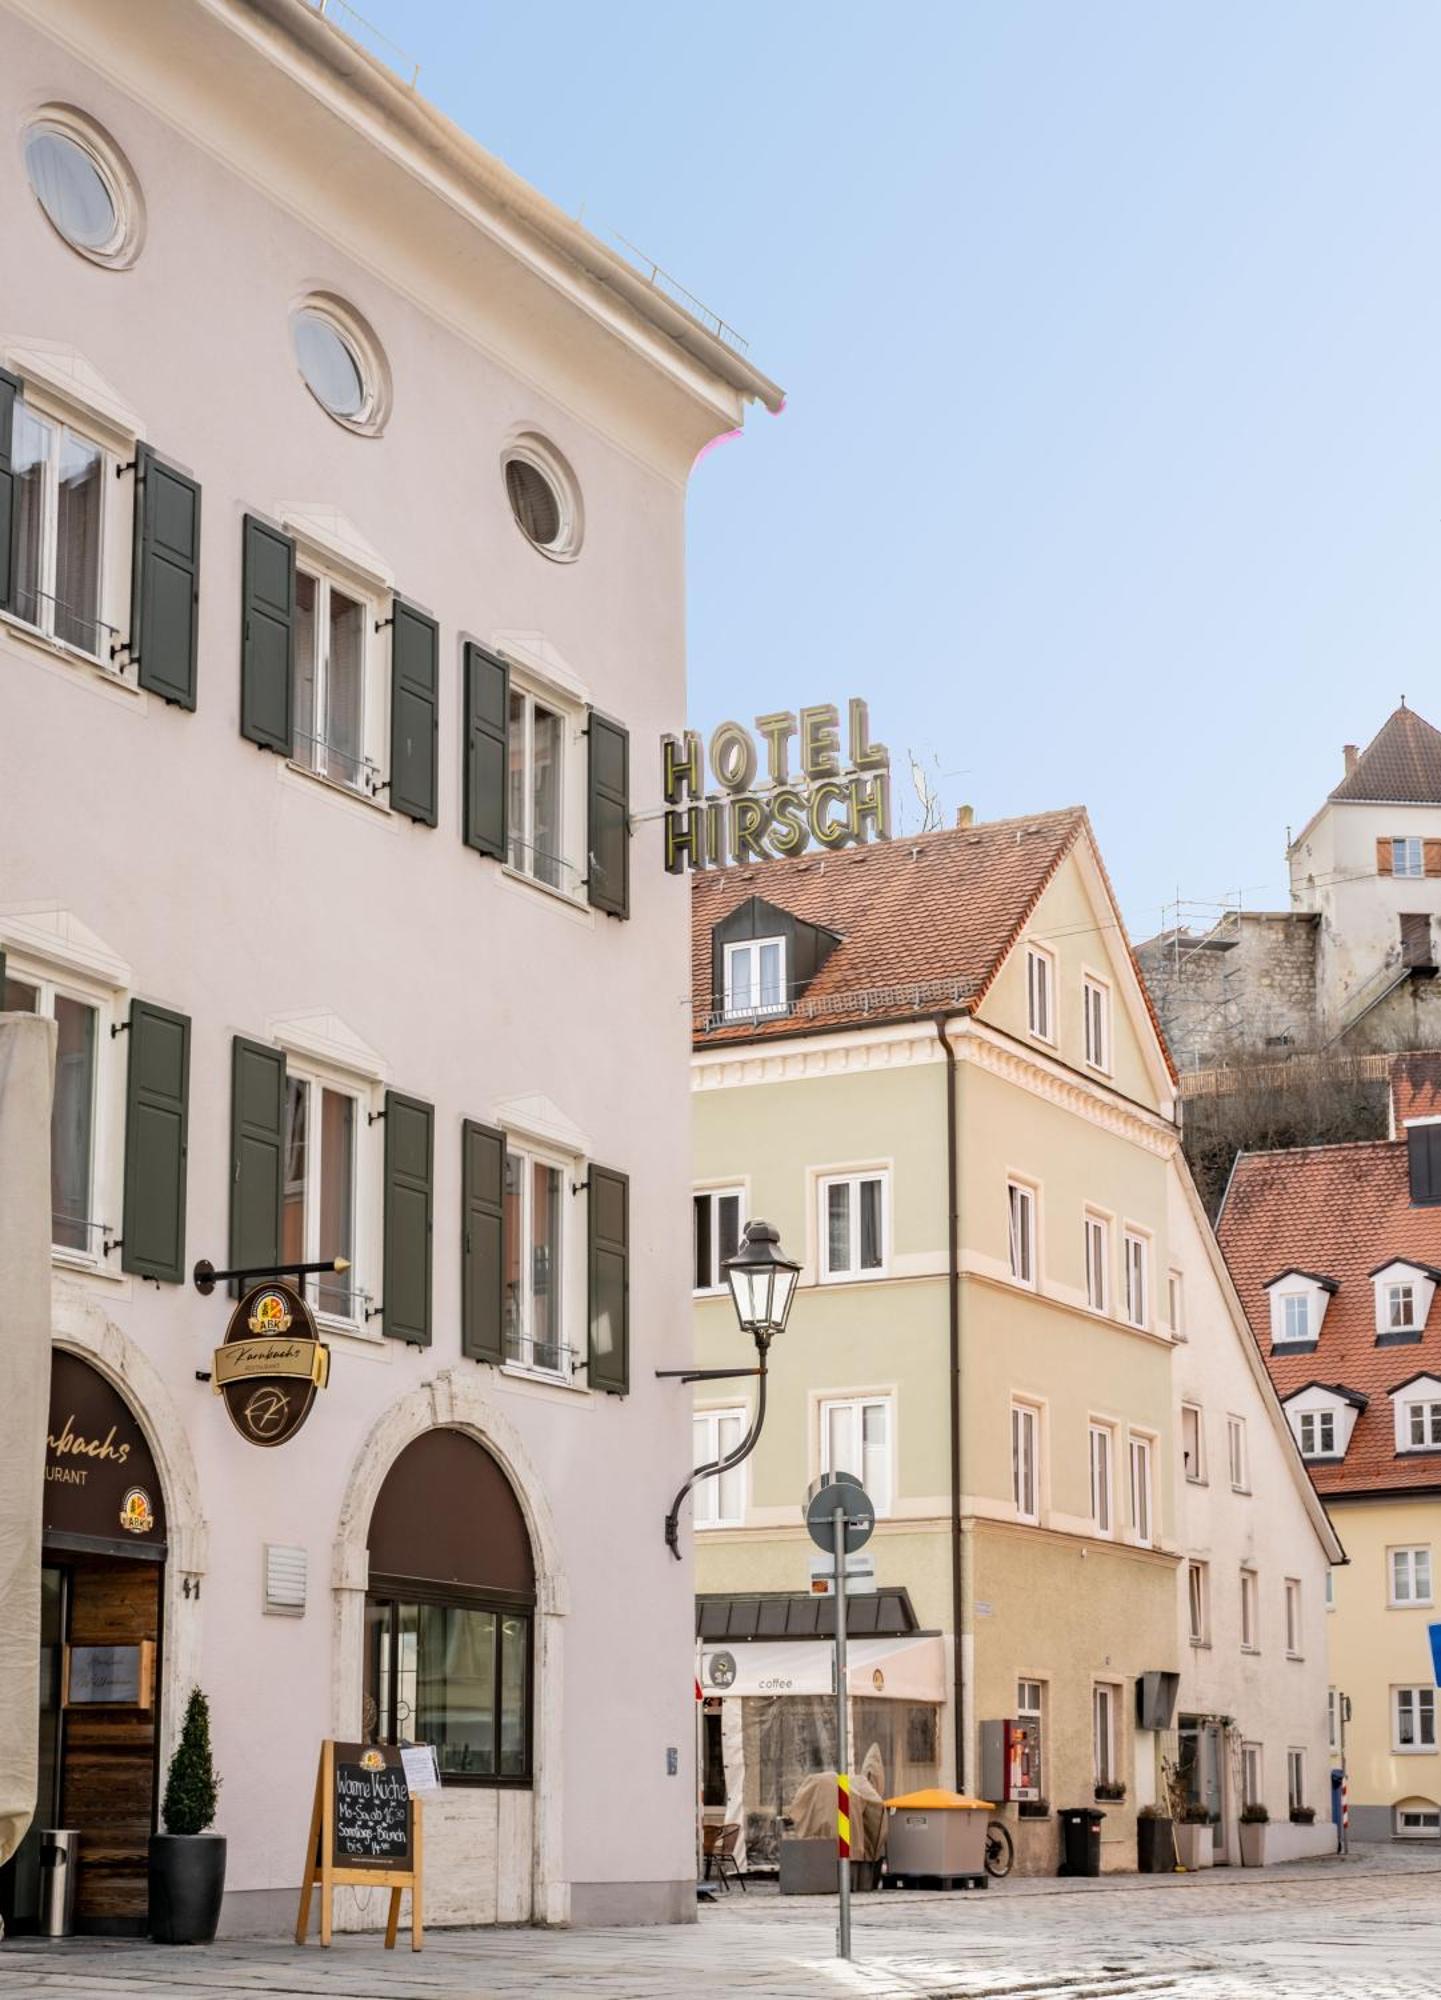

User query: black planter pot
[1136,1816,1175,1874]
[148,1834,227,1944]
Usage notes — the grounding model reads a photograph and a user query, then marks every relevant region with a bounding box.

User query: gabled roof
[1388,1371,1441,1399]
[1280,1381,1369,1412]
[1329,704,1441,804]
[1264,1268,1340,1293]
[1219,1138,1441,1495]
[1368,1258,1441,1282]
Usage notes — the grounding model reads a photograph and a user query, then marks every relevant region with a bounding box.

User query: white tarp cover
[699,1635,946,1703]
[0,1016,55,1865]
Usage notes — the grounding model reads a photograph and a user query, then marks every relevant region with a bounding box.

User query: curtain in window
[11,405,50,630]
[327,587,365,787]
[318,1087,354,1315]
[51,995,95,1250]
[293,573,319,768]
[859,1179,882,1269]
[827,1182,850,1273]
[54,431,102,653]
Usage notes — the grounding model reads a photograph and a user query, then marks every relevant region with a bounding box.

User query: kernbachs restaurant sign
[662,700,890,872]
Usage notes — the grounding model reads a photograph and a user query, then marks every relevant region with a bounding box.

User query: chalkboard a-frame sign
[295,1741,424,1951]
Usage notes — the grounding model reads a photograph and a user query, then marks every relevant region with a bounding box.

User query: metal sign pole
[834,1504,851,1961]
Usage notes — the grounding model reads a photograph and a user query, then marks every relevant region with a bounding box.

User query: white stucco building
[0,0,779,1937]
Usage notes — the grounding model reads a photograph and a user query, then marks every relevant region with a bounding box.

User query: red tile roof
[1218,1139,1441,1494]
[1329,704,1441,803]
[1391,1051,1441,1130]
[690,808,1089,1045]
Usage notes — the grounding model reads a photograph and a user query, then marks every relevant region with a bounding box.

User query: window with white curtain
[1395,1686,1438,1751]
[820,1396,893,1516]
[9,395,108,658]
[820,1172,887,1281]
[1391,1547,1433,1606]
[2,969,102,1257]
[692,1408,747,1528]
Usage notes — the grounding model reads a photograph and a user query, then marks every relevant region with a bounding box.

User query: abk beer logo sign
[213,1282,331,1448]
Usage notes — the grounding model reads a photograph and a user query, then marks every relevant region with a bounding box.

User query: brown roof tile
[1218,1139,1441,1494]
[690,807,1089,1044]
[1329,704,1441,803]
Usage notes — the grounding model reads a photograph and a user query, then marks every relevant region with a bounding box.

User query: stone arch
[330,1369,568,1923]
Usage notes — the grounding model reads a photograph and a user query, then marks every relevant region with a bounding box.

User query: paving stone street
[3,1845,1440,2000]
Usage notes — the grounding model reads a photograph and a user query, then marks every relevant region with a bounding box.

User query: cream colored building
[691,809,1341,1872]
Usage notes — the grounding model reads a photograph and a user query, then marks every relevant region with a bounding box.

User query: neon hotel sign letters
[662,700,891,872]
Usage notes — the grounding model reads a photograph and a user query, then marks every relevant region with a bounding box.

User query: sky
[355,0,1441,941]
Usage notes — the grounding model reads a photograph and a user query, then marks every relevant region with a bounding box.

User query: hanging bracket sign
[662,699,890,872]
[213,1281,330,1448]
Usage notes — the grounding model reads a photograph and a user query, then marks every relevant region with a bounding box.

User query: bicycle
[984,1818,1014,1879]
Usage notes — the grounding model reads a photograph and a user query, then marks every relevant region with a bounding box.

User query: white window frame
[1241,1741,1263,1809]
[1088,1421,1115,1538]
[1007,1179,1037,1289]
[1403,1398,1441,1452]
[819,1393,894,1518]
[1286,1748,1307,1814]
[722,935,788,1021]
[504,665,587,903]
[1084,1210,1109,1314]
[1274,1290,1314,1343]
[1123,1228,1149,1331]
[1168,1269,1185,1339]
[1128,1431,1154,1548]
[1015,1678,1045,1801]
[1181,1403,1206,1485]
[1393,836,1425,878]
[1227,1416,1249,1493]
[1297,1408,1337,1459]
[1240,1567,1259,1652]
[503,1135,578,1382]
[1187,1560,1209,1645]
[818,1170,889,1284]
[1390,1546,1434,1608]
[4,388,117,671]
[1394,1686,1438,1753]
[1092,1681,1119,1790]
[1324,1568,1335,1611]
[1284,1577,1303,1659]
[1387,1281,1419,1332]
[279,1057,372,1333]
[1025,943,1056,1044]
[692,1407,747,1529]
[693,1185,746,1296]
[1082,972,1111,1073]
[1395,1802,1441,1837]
[1012,1400,1041,1524]
[289,559,386,802]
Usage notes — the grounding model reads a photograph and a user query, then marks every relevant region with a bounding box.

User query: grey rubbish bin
[39,1830,78,1937]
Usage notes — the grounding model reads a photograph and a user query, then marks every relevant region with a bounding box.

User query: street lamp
[659,1219,800,1559]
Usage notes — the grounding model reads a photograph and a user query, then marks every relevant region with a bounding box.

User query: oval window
[24,116,140,266]
[289,299,388,434]
[503,438,582,559]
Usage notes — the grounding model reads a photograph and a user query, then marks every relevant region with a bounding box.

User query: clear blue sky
[359,0,1439,939]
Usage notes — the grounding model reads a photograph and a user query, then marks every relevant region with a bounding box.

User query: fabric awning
[697,1634,945,1702]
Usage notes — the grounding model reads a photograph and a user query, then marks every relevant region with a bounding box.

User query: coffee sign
[214,1282,330,1448]
[662,699,891,872]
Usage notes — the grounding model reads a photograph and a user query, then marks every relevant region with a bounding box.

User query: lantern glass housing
[724,1220,800,1338]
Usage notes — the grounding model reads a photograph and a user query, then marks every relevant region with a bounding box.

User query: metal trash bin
[1058,1807,1104,1877]
[39,1830,78,1937]
[884,1790,993,1885]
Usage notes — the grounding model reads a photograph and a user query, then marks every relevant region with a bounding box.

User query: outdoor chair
[702,1820,746,1892]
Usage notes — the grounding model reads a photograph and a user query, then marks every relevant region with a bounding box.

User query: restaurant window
[821,1171,887,1281]
[366,1429,535,1786]
[281,1069,360,1321]
[694,1187,744,1294]
[821,1395,893,1517]
[504,1144,568,1376]
[7,394,109,660]
[2,970,103,1258]
[692,1408,746,1528]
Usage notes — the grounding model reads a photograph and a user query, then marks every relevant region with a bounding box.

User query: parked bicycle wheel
[985,1819,1014,1878]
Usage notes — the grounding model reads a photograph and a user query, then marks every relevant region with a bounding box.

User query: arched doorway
[1,1351,168,1934]
[363,1429,536,1786]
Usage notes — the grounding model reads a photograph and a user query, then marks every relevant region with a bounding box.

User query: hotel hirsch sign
[662,700,890,872]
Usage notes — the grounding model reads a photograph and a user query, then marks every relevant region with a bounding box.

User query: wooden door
[61,1560,161,1928]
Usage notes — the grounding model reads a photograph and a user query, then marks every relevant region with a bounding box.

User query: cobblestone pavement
[3,1845,1440,2000]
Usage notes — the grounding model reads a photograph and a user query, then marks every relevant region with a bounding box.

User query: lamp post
[659,1219,800,1558]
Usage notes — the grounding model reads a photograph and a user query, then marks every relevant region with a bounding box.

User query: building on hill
[1139,704,1441,1073]
[688,808,1340,1875]
[1218,1105,1441,1843]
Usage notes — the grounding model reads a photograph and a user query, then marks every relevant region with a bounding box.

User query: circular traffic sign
[805,1478,875,1554]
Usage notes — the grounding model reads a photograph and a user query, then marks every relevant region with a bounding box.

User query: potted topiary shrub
[1238,1802,1269,1868]
[149,1687,226,1943]
[1174,1802,1214,1871]
[1136,1802,1175,1873]
[1289,1805,1316,1826]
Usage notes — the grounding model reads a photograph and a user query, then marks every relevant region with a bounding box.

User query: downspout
[935,1014,965,1792]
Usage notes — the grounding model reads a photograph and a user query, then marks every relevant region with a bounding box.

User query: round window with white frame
[23,109,143,269]
[503,436,582,561]
[289,295,390,435]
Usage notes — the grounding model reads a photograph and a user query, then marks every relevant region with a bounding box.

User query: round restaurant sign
[214,1281,330,1448]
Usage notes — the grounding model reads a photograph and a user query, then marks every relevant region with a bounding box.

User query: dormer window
[1298,1410,1336,1458]
[1264,1269,1337,1349]
[1389,1283,1418,1330]
[1283,1382,1365,1462]
[723,936,787,1020]
[1390,1376,1441,1455]
[1283,1295,1312,1342]
[1371,1261,1440,1343]
[1405,1400,1441,1451]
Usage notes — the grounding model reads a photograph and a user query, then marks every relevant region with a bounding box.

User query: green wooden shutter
[461,1119,506,1364]
[390,599,439,826]
[131,447,201,709]
[463,642,509,859]
[230,1036,285,1281]
[121,1000,190,1282]
[0,368,19,613]
[588,1164,630,1394]
[384,1091,433,1345]
[240,515,295,753]
[587,710,630,918]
